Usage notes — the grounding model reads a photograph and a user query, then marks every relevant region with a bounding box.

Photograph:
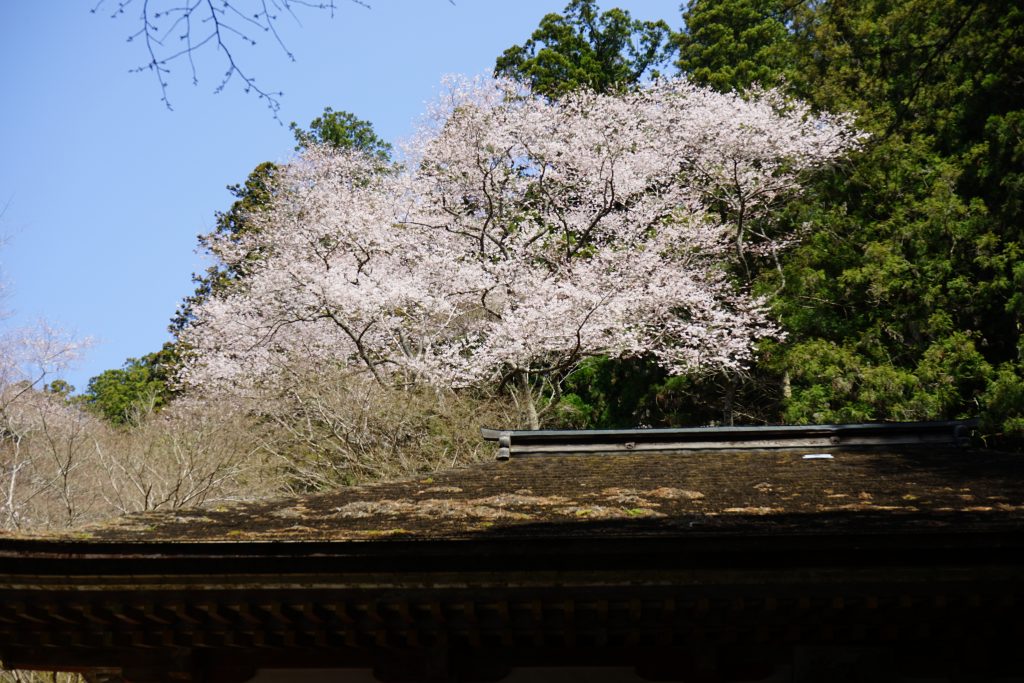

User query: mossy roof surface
[47,446,1022,544]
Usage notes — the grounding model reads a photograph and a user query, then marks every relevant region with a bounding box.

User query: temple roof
[41,442,1024,545]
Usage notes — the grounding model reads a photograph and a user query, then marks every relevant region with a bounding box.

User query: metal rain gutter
[480,419,978,461]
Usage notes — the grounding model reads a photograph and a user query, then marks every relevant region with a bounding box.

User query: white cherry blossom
[180,76,864,425]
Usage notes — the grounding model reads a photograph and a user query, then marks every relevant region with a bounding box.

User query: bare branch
[93,0,370,117]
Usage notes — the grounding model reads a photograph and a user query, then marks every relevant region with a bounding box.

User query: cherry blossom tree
[180,76,863,427]
[0,322,90,529]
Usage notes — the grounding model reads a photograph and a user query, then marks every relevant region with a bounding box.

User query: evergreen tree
[679,0,1024,442]
[81,345,179,425]
[674,0,800,92]
[495,0,674,98]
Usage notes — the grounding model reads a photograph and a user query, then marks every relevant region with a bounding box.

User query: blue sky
[0,1,680,391]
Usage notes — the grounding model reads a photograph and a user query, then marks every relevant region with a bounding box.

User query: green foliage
[981,362,1024,441]
[551,357,781,429]
[170,161,278,335]
[290,107,392,162]
[675,0,801,92]
[781,334,991,424]
[495,0,674,98]
[554,357,669,428]
[82,345,179,425]
[43,379,75,399]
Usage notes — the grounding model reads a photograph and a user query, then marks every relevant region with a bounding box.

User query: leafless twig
[92,0,368,118]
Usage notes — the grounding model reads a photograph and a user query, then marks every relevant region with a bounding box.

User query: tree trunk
[517,371,540,430]
[722,373,736,427]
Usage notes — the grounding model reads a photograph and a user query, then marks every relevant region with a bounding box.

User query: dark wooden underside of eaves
[2,445,1024,681]
[3,531,1024,681]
